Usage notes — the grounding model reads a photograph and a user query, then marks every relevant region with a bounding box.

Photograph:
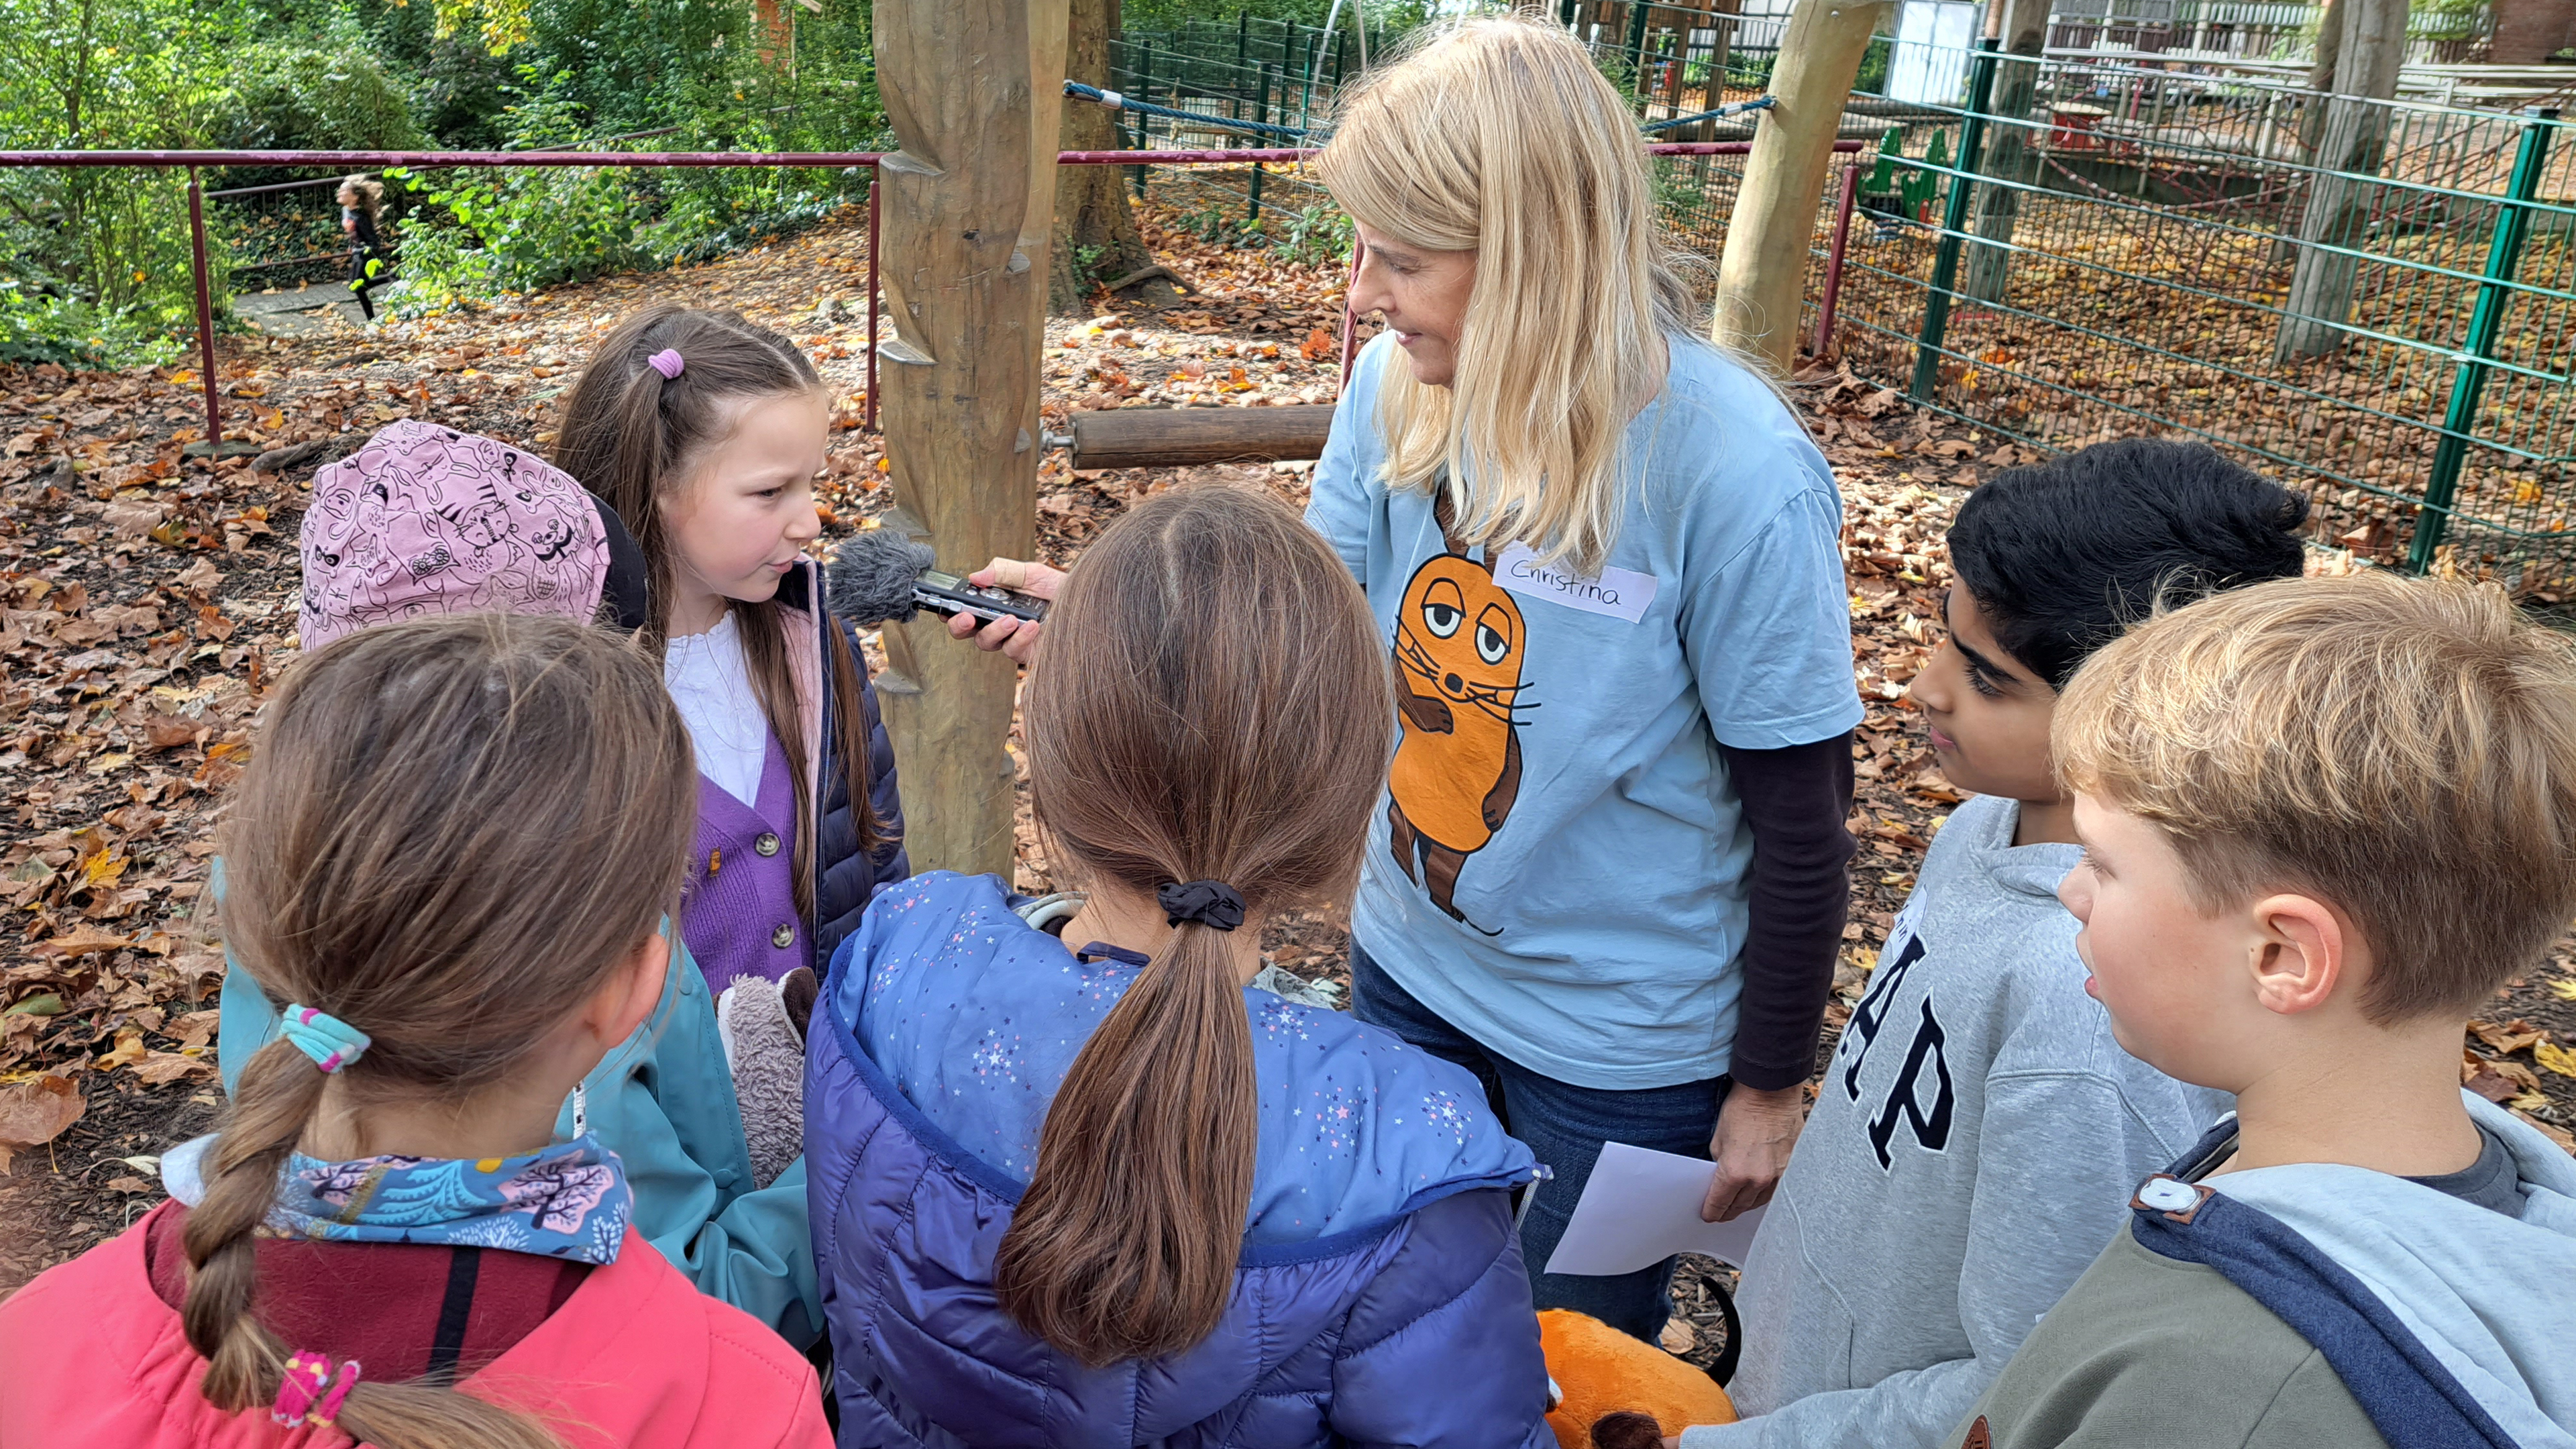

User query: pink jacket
[0,1206,830,1449]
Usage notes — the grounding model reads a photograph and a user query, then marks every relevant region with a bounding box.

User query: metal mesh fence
[1835,46,2575,588]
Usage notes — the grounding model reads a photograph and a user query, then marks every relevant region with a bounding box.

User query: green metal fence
[1105,30,1336,231]
[1829,43,2576,589]
[1114,13,1391,143]
[1557,1,1789,118]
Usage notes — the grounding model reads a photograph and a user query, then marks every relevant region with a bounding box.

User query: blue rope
[1064,80,1316,143]
[1641,95,1776,133]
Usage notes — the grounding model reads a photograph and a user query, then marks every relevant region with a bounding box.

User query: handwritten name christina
[1505,555,1626,608]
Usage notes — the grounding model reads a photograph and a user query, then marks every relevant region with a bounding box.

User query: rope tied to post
[1063,79,1318,142]
[1640,95,1776,133]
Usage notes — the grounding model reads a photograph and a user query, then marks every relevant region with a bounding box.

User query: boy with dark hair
[1682,439,2310,1449]
[1953,572,2576,1449]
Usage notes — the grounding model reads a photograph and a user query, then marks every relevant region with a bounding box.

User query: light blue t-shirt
[1305,333,1862,1091]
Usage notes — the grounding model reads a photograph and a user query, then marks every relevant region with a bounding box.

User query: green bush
[0,0,248,364]
[626,50,873,262]
[1271,203,1352,264]
[223,43,427,153]
[384,68,648,311]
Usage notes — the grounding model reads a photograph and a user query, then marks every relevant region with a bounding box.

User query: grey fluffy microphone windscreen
[824,529,938,626]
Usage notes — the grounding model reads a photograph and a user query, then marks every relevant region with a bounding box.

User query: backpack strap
[2127,1177,2517,1449]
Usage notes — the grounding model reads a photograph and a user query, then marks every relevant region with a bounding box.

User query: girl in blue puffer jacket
[807,484,1553,1447]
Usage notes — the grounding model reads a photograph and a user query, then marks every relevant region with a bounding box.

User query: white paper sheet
[1541,1141,1768,1277]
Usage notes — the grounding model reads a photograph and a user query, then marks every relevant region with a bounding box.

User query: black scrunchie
[1157,879,1246,932]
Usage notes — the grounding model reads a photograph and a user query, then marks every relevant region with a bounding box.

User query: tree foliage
[0,0,252,362]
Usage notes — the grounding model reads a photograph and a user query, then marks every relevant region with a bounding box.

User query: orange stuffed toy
[1540,1309,1737,1449]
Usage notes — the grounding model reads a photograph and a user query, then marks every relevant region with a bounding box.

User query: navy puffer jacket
[775,560,908,961]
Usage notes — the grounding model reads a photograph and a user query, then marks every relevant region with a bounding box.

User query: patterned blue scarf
[264,1135,632,1264]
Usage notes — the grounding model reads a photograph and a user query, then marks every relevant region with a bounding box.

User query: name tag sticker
[1493,543,1660,625]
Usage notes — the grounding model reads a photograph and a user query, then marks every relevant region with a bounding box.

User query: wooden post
[2274,0,2407,362]
[1024,0,1071,271]
[1711,0,1891,374]
[872,0,1055,877]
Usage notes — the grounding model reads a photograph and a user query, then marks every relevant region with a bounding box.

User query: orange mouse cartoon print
[1388,549,1534,930]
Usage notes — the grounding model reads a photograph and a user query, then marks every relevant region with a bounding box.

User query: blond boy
[1951,572,2576,1449]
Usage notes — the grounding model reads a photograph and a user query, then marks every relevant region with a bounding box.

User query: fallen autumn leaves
[1,197,2571,1307]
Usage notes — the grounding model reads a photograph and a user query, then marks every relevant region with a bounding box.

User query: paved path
[235,284,370,337]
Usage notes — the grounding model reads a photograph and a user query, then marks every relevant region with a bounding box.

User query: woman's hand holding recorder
[947,558,1065,665]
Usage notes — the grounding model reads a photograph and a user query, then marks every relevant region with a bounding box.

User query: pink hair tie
[647,348,686,380]
[272,1352,329,1425]
[271,1352,362,1427]
[313,1359,361,1426]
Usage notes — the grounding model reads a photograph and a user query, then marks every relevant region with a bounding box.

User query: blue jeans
[1348,943,1729,1342]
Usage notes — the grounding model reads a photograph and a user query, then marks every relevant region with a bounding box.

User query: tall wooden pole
[1711,0,1890,374]
[872,0,1057,875]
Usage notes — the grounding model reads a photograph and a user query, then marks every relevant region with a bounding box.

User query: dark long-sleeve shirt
[1717,732,1858,1091]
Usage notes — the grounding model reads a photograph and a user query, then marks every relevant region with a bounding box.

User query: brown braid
[193,613,696,1447]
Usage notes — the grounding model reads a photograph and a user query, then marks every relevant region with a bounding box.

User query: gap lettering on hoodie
[1866,998,1955,1168]
[1841,934,1925,1100]
[1839,931,1959,1168]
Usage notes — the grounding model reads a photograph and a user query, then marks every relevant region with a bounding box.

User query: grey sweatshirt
[1682,794,2232,1449]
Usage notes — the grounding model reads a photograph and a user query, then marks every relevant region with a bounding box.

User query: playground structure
[5,0,2573,877]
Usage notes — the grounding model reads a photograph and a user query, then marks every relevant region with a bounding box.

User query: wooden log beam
[1066,405,1336,470]
[1711,0,1891,374]
[871,0,1049,876]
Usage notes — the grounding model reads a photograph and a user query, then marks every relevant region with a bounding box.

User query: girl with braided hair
[0,614,828,1449]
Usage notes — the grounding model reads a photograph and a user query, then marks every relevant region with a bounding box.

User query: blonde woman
[953,15,1860,1347]
[1307,13,1860,1347]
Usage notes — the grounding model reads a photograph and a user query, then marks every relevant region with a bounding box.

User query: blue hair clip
[278,1004,372,1073]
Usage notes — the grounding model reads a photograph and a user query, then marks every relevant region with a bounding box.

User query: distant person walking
[337,174,389,322]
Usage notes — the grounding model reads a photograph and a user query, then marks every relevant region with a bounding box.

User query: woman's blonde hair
[200,613,697,1449]
[1317,13,1696,576]
[995,485,1393,1364]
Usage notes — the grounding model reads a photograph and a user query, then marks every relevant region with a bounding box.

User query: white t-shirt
[663,612,772,808]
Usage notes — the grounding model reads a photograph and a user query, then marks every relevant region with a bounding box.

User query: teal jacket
[215,916,821,1348]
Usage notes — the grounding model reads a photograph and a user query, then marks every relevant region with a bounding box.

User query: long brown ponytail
[201,614,696,1448]
[553,303,881,921]
[994,485,1394,1364]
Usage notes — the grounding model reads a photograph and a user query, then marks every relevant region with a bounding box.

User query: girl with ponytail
[0,614,828,1449]
[805,484,1553,1446]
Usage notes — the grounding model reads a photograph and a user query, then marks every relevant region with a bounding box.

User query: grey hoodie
[1684,793,2231,1449]
[1951,1091,2576,1449]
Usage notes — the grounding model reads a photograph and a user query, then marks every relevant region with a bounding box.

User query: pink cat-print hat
[297,420,645,651]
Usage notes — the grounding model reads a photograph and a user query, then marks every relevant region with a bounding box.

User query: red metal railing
[0,142,1862,455]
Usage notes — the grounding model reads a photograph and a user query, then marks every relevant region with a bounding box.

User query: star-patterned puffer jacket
[805,871,1555,1448]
